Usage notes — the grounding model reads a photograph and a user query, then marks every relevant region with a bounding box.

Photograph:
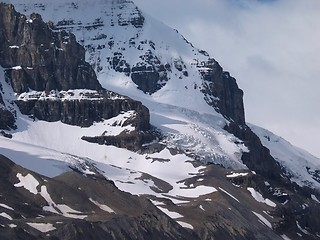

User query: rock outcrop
[16,90,150,129]
[225,123,284,181]
[0,3,151,133]
[199,59,245,125]
[131,49,170,94]
[0,3,101,93]
[82,130,155,151]
[0,92,15,130]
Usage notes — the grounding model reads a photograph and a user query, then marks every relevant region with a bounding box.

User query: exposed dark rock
[0,90,16,130]
[225,122,284,181]
[0,3,101,93]
[131,70,162,94]
[0,107,16,130]
[225,151,320,239]
[16,91,150,129]
[131,50,169,94]
[199,59,245,125]
[0,3,151,132]
[117,5,145,28]
[82,130,154,152]
[107,52,131,76]
[0,130,12,138]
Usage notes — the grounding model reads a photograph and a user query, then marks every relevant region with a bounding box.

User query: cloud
[135,0,320,158]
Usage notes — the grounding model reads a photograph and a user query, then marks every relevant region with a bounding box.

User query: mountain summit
[0,1,319,239]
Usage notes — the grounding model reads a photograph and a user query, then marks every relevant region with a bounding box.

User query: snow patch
[252,211,272,229]
[177,221,194,229]
[247,188,276,207]
[14,173,39,195]
[226,172,248,178]
[281,234,291,240]
[156,206,183,219]
[0,203,14,211]
[296,221,310,235]
[311,194,320,203]
[219,187,240,203]
[40,185,87,219]
[11,66,22,70]
[16,89,125,102]
[27,222,56,233]
[0,212,13,220]
[89,198,115,213]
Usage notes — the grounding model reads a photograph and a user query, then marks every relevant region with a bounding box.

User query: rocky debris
[0,155,199,240]
[3,148,319,240]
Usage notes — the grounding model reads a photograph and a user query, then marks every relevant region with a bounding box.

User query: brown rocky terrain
[0,154,199,240]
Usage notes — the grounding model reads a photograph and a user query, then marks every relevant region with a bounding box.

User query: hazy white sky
[134,0,320,158]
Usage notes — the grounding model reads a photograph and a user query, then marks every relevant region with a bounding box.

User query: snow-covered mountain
[0,1,320,239]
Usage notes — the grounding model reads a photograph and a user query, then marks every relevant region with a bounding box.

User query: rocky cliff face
[0,3,101,93]
[0,3,150,135]
[225,123,284,181]
[16,90,150,129]
[199,58,245,125]
[0,96,15,130]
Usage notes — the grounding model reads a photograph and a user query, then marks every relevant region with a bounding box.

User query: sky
[134,0,320,159]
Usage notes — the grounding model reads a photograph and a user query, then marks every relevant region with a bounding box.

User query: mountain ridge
[0,1,319,239]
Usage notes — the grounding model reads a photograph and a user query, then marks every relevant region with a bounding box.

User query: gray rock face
[0,3,101,93]
[131,50,170,94]
[82,130,155,151]
[0,3,150,132]
[199,59,245,125]
[0,108,15,130]
[225,122,284,181]
[16,91,150,129]
[0,92,15,130]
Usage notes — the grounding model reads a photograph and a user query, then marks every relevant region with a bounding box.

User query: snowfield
[1,60,247,203]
